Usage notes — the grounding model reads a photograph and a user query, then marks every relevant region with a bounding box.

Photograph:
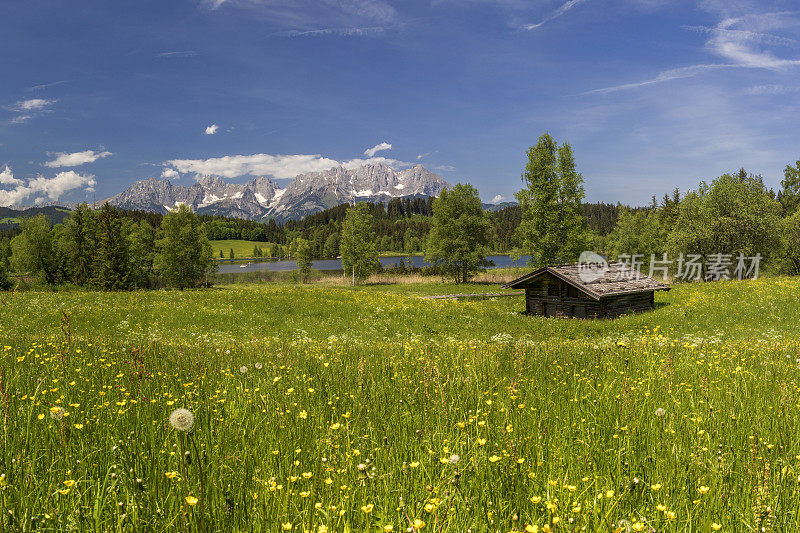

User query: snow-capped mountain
[105,163,450,222]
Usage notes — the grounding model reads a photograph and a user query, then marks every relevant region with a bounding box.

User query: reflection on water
[217,255,530,274]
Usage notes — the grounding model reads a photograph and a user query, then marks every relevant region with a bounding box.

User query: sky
[1,0,799,207]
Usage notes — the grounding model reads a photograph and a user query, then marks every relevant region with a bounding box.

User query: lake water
[217,255,531,274]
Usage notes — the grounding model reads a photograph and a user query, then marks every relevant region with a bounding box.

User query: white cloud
[6,98,56,125]
[205,124,219,135]
[161,168,180,179]
[44,150,112,168]
[523,0,587,30]
[491,194,509,203]
[364,141,392,157]
[0,166,22,187]
[584,12,800,94]
[416,150,438,160]
[163,153,411,180]
[433,165,456,172]
[10,98,55,112]
[157,51,197,58]
[0,169,96,207]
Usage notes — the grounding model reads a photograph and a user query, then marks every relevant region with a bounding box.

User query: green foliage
[514,133,590,266]
[425,183,491,283]
[778,209,800,274]
[340,203,379,283]
[667,170,781,263]
[290,237,313,282]
[64,203,96,286]
[154,205,216,289]
[608,208,667,273]
[92,203,131,290]
[10,214,58,284]
[128,220,157,288]
[0,256,11,290]
[780,159,800,216]
[322,233,339,259]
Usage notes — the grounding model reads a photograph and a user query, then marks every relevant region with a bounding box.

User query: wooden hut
[503,262,670,319]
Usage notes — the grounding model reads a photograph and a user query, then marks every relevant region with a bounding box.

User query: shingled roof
[502,261,670,300]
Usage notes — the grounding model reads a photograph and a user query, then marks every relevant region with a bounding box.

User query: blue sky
[1,0,799,207]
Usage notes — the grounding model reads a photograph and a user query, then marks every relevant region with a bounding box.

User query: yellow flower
[651,483,662,491]
[318,526,328,533]
[632,522,645,532]
[37,414,45,420]
[412,518,425,529]
[185,496,199,506]
[384,526,394,532]
[711,524,722,531]
[282,523,293,530]
[409,461,420,468]
[63,480,76,487]
[656,504,667,512]
[530,496,541,504]
[605,490,614,498]
[489,455,501,462]
[57,488,70,495]
[526,525,538,533]
[477,438,487,445]
[302,472,313,479]
[361,503,374,514]
[299,410,308,419]
[698,486,710,494]
[73,423,84,429]
[300,491,310,498]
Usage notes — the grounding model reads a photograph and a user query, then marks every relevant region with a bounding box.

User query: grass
[210,239,279,259]
[1,278,799,531]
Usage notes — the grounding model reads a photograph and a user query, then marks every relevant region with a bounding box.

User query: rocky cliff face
[106,163,450,221]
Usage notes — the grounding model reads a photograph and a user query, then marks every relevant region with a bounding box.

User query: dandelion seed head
[655,408,665,417]
[169,408,195,432]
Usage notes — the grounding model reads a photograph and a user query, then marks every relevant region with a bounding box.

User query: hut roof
[502,261,670,300]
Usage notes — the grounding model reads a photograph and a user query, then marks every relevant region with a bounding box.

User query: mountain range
[105,163,451,222]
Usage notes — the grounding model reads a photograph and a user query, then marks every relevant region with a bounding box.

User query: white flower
[240,366,248,374]
[449,454,460,464]
[255,362,263,370]
[169,408,195,432]
[357,463,366,472]
[655,408,665,417]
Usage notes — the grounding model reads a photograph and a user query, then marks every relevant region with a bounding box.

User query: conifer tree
[65,202,96,286]
[92,203,131,290]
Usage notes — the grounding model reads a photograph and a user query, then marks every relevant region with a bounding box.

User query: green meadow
[1,278,799,531]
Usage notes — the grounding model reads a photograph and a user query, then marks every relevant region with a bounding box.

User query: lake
[217,255,531,274]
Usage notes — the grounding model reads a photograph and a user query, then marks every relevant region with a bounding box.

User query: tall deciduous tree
[128,220,157,288]
[0,256,12,290]
[667,171,781,262]
[11,214,58,284]
[154,205,216,289]
[780,159,800,216]
[514,133,590,266]
[291,237,313,282]
[425,183,491,283]
[340,202,378,284]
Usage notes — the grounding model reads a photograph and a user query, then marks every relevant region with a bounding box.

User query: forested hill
[0,198,631,257]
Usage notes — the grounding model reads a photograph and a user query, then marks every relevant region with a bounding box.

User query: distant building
[503,262,670,319]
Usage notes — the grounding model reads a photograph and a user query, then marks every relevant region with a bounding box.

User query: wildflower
[651,483,661,491]
[384,526,394,532]
[526,526,538,533]
[169,408,194,432]
[37,413,45,420]
[73,423,84,429]
[698,486,710,494]
[49,406,65,420]
[318,526,328,533]
[57,488,71,495]
[282,523,292,530]
[299,410,308,419]
[255,362,263,369]
[711,524,722,531]
[530,496,541,504]
[412,518,425,529]
[185,495,199,506]
[449,454,460,464]
[632,522,645,532]
[655,408,665,417]
[63,480,76,487]
[357,463,366,472]
[489,455,501,462]
[240,366,248,374]
[361,503,374,513]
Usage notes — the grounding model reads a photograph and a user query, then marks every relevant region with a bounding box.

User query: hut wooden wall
[522,274,655,319]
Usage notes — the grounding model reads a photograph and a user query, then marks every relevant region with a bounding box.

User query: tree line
[0,203,215,290]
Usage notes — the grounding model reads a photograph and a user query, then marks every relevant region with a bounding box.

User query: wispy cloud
[156,51,198,58]
[161,168,180,179]
[45,150,112,168]
[27,80,68,92]
[205,124,219,135]
[416,150,438,160]
[584,11,800,94]
[0,167,96,207]
[744,83,800,95]
[364,141,392,157]
[277,26,387,37]
[522,0,587,30]
[5,98,57,125]
[163,152,411,180]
